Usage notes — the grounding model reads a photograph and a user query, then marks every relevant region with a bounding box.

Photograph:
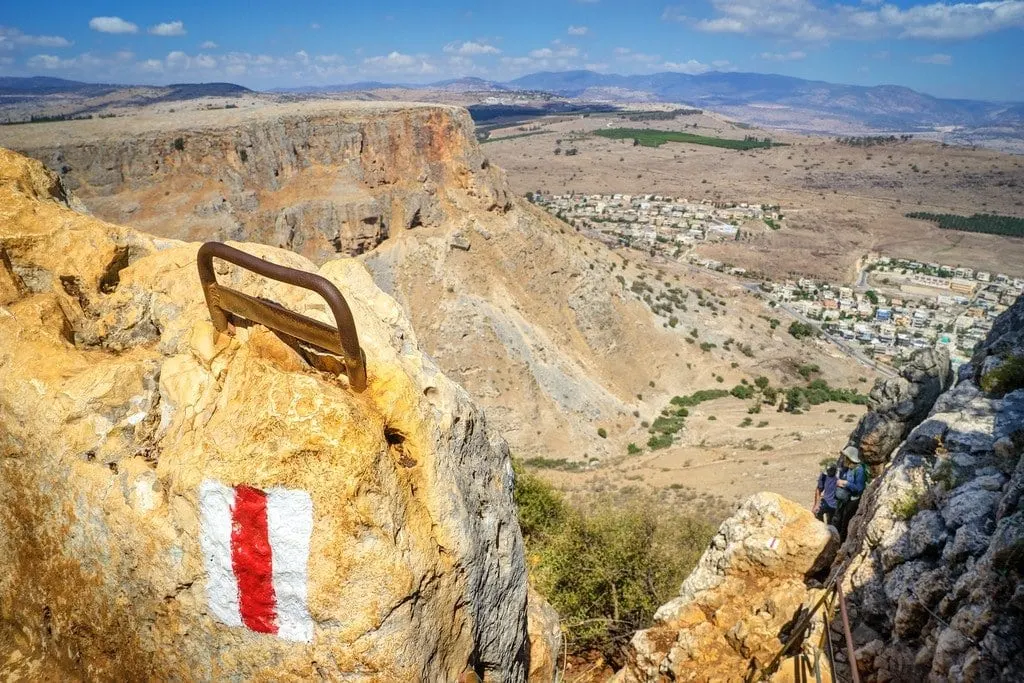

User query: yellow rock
[0,147,532,680]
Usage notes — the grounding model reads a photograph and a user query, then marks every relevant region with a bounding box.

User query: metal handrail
[197,242,367,392]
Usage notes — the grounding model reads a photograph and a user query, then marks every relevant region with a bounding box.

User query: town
[532,191,780,253]
[532,192,1024,370]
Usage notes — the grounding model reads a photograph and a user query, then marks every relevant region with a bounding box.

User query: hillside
[0,101,874,486]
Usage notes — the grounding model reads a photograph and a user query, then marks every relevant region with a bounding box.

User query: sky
[2,1,1023,101]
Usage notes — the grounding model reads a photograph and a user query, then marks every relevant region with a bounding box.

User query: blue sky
[2,1,1023,100]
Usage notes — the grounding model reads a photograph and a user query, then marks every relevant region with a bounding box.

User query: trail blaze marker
[199,480,315,642]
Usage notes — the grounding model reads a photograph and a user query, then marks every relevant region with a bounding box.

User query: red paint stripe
[230,485,278,635]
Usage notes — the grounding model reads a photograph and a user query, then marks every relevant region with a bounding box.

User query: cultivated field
[485,110,1024,281]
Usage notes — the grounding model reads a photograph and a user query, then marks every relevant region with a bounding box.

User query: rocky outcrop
[616,493,839,682]
[0,102,510,264]
[527,585,563,682]
[0,147,535,680]
[848,348,953,466]
[834,295,1024,682]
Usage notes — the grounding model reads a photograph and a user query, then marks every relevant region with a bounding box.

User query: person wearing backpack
[813,463,839,525]
[834,445,867,539]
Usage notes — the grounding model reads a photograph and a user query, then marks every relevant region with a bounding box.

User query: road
[576,226,898,378]
[740,282,898,378]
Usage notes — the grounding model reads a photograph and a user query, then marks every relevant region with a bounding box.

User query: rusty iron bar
[197,241,367,392]
[836,584,860,683]
[745,579,838,683]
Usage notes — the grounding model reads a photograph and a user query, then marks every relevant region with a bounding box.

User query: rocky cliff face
[0,102,872,465]
[834,296,1024,681]
[616,493,838,682]
[618,299,1024,682]
[0,148,539,680]
[2,102,510,263]
[847,348,953,468]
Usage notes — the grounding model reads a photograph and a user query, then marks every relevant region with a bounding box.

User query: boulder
[848,348,953,465]
[615,493,838,682]
[526,585,562,682]
[0,148,531,680]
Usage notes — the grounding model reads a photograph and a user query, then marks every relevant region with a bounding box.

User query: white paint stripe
[199,480,243,628]
[266,487,315,643]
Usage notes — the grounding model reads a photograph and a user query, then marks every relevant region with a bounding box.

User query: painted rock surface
[0,147,531,681]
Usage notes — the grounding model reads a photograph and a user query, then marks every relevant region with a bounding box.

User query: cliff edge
[0,147,538,680]
[833,295,1024,681]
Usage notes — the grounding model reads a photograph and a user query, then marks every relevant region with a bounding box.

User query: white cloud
[662,59,712,74]
[613,47,660,63]
[443,40,500,55]
[363,51,437,74]
[27,54,64,69]
[89,16,138,34]
[310,23,321,30]
[914,52,953,63]
[0,26,72,50]
[664,0,1024,41]
[568,25,589,35]
[200,41,218,49]
[529,45,579,59]
[759,50,808,61]
[712,59,733,68]
[149,21,186,37]
[194,54,217,68]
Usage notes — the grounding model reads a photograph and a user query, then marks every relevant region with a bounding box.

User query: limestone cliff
[616,299,1024,682]
[0,101,868,464]
[0,148,538,680]
[833,295,1024,681]
[1,102,510,263]
[615,493,838,682]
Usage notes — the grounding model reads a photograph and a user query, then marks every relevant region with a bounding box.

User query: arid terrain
[0,97,888,513]
[484,110,1024,281]
[9,88,1018,513]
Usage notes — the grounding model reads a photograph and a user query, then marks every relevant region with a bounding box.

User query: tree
[788,321,817,339]
[865,290,879,305]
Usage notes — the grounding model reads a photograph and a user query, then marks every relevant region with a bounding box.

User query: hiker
[833,445,867,539]
[813,463,839,525]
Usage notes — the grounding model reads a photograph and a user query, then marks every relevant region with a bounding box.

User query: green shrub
[788,321,817,339]
[730,384,755,400]
[980,355,1024,395]
[627,442,642,455]
[173,137,185,151]
[598,427,608,439]
[514,463,570,540]
[740,417,753,427]
[516,469,717,662]
[647,433,674,450]
[670,389,729,407]
[522,456,584,471]
[892,488,924,521]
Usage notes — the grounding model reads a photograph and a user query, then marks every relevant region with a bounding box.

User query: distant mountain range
[268,70,1024,131]
[0,77,252,101]
[3,72,1021,135]
[503,70,1024,130]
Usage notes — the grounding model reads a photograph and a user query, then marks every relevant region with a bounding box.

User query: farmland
[594,127,781,150]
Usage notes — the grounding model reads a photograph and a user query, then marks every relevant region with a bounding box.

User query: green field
[906,212,1024,238]
[593,128,782,150]
[479,130,552,144]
